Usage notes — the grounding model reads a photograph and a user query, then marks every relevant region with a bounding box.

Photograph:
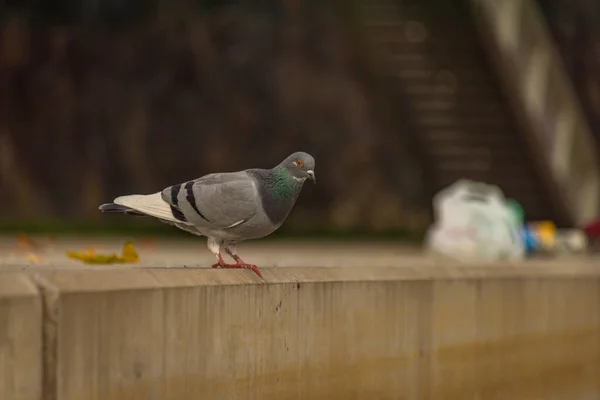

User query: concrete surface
[31,266,600,400]
[0,236,595,271]
[0,237,427,270]
[1,237,600,399]
[0,273,42,400]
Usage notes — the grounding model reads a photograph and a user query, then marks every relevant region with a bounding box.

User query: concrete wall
[2,263,600,399]
[0,273,42,400]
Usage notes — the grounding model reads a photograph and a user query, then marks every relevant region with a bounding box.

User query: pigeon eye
[295,159,303,167]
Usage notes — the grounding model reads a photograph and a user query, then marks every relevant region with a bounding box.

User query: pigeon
[99,152,316,277]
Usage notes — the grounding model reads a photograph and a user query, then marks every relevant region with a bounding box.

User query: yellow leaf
[83,254,122,264]
[25,253,42,264]
[66,249,95,262]
[121,241,140,263]
[66,241,140,264]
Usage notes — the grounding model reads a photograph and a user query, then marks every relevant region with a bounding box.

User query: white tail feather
[114,192,186,224]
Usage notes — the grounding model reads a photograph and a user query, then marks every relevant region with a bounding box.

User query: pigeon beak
[306,170,316,183]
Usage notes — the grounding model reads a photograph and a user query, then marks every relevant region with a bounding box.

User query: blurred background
[0,0,598,239]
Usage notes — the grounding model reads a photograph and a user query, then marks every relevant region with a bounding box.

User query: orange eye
[295,159,303,167]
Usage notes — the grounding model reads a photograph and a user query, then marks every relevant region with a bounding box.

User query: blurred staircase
[359,0,584,224]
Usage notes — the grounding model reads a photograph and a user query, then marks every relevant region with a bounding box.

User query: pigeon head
[280,152,316,183]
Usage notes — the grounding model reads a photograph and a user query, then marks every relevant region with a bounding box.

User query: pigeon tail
[99,203,145,216]
[110,192,188,224]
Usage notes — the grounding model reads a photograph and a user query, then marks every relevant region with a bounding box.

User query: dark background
[0,0,597,236]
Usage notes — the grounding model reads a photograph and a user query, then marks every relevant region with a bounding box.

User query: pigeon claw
[224,263,247,269]
[212,254,263,278]
[232,255,263,278]
[211,262,244,269]
[241,263,262,278]
[227,263,263,278]
[231,261,263,278]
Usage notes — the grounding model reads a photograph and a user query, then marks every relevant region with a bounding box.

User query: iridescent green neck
[248,166,305,226]
[268,167,300,199]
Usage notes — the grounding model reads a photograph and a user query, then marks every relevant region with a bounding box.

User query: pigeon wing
[162,172,259,230]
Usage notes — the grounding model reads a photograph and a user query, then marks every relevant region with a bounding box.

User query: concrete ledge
[0,273,42,400]
[28,264,600,399]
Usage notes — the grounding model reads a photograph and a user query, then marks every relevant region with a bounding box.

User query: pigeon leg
[208,238,261,276]
[224,245,263,278]
[211,253,247,269]
[208,238,244,269]
[211,253,225,268]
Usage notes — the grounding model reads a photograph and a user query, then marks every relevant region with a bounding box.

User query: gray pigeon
[99,152,316,277]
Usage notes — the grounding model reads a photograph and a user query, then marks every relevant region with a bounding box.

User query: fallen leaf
[16,233,35,250]
[121,241,140,263]
[66,241,140,264]
[25,253,42,264]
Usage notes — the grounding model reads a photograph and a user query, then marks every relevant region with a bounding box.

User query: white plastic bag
[425,179,525,262]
